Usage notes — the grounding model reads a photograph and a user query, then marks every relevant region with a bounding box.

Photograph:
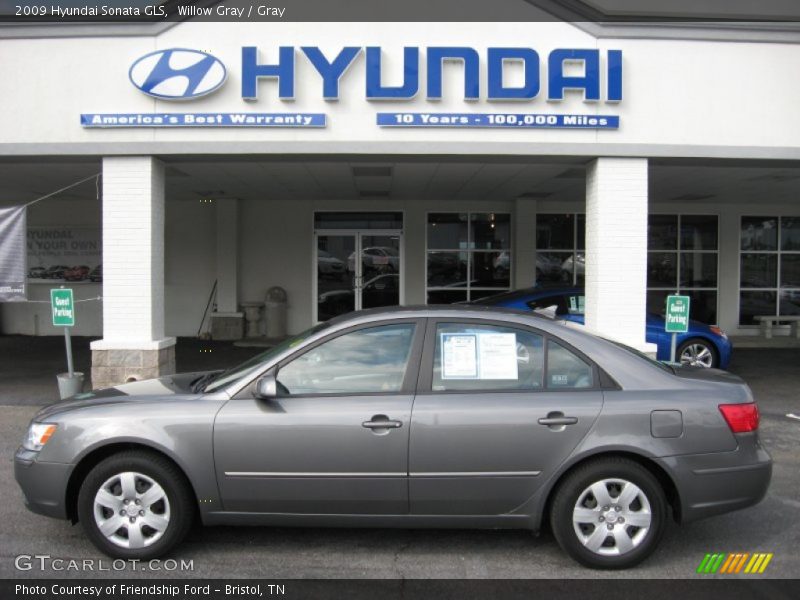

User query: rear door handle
[362,417,403,429]
[538,416,578,426]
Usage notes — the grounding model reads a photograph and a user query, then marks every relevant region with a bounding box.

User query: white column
[215,198,239,313]
[585,157,655,353]
[209,198,244,340]
[91,157,175,387]
[513,197,538,289]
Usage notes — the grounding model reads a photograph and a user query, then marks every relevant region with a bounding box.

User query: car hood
[34,371,207,421]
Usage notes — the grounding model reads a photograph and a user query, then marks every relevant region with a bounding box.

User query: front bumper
[14,447,73,520]
[656,432,771,523]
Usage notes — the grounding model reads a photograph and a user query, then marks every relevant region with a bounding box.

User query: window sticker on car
[551,374,569,386]
[441,332,519,380]
[441,333,478,379]
[477,333,519,380]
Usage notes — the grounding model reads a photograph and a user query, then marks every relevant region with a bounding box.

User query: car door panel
[213,319,424,515]
[408,319,603,516]
[409,391,602,515]
[214,395,413,514]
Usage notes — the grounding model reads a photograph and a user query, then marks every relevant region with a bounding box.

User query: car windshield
[202,322,330,393]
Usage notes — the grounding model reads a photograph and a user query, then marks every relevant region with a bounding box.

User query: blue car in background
[472,287,732,369]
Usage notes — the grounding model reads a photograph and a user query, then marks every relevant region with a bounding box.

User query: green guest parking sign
[51,288,75,327]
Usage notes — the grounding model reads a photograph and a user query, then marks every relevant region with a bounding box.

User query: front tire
[77,450,195,559]
[677,338,718,368]
[550,457,667,569]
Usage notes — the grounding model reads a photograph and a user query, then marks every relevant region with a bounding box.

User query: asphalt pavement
[1,336,798,579]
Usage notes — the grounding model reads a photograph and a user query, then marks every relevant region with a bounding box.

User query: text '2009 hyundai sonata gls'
[15,306,771,569]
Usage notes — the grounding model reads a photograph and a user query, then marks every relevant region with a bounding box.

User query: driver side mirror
[254,374,278,400]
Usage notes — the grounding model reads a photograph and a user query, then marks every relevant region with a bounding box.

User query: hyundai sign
[82,45,624,129]
[129,48,227,100]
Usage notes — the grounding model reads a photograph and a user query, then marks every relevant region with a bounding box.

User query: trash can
[265,286,288,339]
[57,372,84,399]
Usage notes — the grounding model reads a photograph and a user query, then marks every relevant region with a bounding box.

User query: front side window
[277,323,416,395]
[432,323,545,391]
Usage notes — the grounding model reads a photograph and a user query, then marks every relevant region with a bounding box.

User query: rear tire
[77,450,194,559]
[550,457,667,569]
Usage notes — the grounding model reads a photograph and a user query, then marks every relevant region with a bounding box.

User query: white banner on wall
[27,226,101,283]
[0,206,27,301]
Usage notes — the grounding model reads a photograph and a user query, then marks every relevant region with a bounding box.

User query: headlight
[22,423,57,451]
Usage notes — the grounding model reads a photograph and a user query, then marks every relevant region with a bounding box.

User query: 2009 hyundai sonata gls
[15,306,771,569]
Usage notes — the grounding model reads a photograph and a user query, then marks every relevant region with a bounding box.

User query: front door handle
[362,416,403,429]
[538,413,578,427]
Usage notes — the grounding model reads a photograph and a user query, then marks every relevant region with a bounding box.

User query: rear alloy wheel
[550,457,667,569]
[677,338,718,368]
[77,451,194,559]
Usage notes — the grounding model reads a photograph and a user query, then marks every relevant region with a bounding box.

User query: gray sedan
[15,306,771,569]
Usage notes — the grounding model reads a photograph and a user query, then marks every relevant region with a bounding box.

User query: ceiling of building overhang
[1,156,799,206]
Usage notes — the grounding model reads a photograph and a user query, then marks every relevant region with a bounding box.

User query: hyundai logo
[129,48,226,100]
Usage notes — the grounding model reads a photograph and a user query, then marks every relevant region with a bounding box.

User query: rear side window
[547,341,593,389]
[432,323,545,391]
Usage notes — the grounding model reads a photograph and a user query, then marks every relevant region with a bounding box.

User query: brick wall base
[91,345,176,389]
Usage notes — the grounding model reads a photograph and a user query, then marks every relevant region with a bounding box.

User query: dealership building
[1,4,800,387]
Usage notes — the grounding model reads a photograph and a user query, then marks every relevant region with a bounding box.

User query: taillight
[719,403,760,433]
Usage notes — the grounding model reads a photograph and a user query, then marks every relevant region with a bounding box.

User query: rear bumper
[656,433,771,523]
[14,447,73,520]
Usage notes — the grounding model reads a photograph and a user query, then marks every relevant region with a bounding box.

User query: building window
[647,215,719,324]
[426,212,511,304]
[739,216,800,325]
[535,213,585,286]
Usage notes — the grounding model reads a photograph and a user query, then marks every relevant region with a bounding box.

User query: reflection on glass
[779,289,800,316]
[680,253,717,287]
[648,215,678,250]
[740,254,778,288]
[536,251,573,284]
[317,235,355,321]
[647,252,677,288]
[277,324,415,395]
[780,254,800,288]
[360,273,400,310]
[739,291,777,325]
[358,235,400,280]
[680,215,718,251]
[472,252,510,288]
[536,214,574,250]
[471,213,511,250]
[646,290,670,317]
[741,216,778,251]
[781,217,800,251]
[427,251,467,287]
[428,213,468,249]
[427,290,468,304]
[683,290,718,324]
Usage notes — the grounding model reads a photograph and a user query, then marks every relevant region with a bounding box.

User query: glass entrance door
[316,231,402,322]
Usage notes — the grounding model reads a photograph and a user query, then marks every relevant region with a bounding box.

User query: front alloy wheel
[678,339,717,368]
[78,450,194,559]
[550,457,667,569]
